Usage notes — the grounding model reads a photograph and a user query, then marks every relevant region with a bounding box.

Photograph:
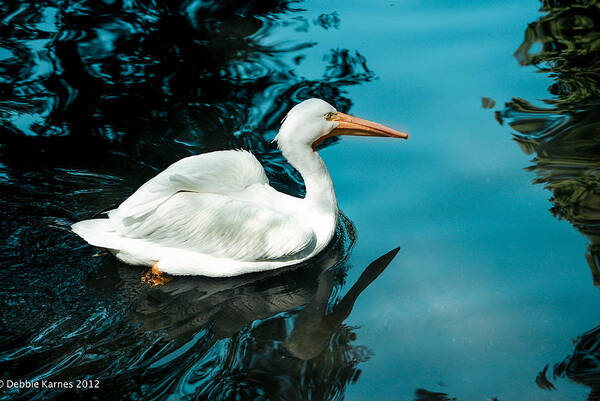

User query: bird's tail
[71,218,121,250]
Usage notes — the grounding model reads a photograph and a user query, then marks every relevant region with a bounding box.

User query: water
[1,0,599,400]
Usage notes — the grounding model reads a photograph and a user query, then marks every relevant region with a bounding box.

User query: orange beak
[313,112,408,149]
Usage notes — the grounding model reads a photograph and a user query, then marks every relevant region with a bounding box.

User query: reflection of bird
[72,98,407,278]
[118,243,399,400]
[285,246,400,360]
[130,215,356,339]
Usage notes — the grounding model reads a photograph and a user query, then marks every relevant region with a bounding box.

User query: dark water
[496,1,600,399]
[1,0,600,400]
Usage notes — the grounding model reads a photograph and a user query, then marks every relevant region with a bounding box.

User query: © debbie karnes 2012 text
[0,379,100,389]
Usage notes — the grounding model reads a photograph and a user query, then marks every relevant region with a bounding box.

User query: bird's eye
[324,112,335,121]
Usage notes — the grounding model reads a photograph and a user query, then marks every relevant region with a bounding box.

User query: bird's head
[274,98,408,151]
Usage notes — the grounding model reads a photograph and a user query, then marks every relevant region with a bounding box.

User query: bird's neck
[281,144,338,216]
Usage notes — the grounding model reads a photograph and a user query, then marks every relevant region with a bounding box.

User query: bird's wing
[117,191,316,261]
[100,149,315,261]
[108,150,269,224]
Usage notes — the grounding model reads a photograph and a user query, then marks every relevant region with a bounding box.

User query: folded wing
[108,150,269,223]
[121,191,316,260]
[73,150,316,262]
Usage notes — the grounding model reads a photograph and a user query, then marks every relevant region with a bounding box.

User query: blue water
[1,0,599,400]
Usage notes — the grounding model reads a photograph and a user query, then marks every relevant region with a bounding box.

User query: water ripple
[0,1,394,399]
[497,3,600,398]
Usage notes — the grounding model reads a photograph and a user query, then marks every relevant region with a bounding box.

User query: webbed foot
[141,262,172,286]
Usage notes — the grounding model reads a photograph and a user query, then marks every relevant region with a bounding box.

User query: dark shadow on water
[552,325,600,401]
[0,0,386,400]
[495,1,600,399]
[0,212,402,400]
[414,389,457,401]
[496,1,600,287]
[0,0,375,204]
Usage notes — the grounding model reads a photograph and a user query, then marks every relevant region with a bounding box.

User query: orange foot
[141,262,173,286]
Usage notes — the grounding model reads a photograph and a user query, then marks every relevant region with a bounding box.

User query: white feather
[107,150,267,222]
[72,99,344,276]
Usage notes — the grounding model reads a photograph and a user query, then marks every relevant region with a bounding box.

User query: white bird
[72,98,407,281]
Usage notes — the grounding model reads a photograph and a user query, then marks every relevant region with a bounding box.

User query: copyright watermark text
[0,379,100,390]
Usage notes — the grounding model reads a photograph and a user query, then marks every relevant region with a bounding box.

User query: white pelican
[72,98,407,281]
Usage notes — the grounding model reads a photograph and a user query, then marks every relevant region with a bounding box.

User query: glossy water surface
[1,0,600,400]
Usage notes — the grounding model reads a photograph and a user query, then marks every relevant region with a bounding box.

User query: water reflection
[1,212,401,400]
[0,0,374,198]
[553,325,600,401]
[497,0,600,398]
[496,0,600,286]
[414,389,457,401]
[0,0,386,399]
